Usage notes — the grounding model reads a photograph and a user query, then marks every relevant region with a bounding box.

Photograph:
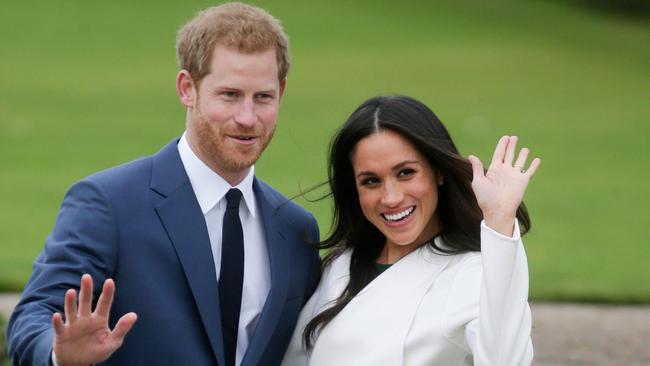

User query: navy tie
[219,188,244,366]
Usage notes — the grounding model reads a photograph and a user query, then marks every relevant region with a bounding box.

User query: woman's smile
[352,130,441,259]
[381,206,416,225]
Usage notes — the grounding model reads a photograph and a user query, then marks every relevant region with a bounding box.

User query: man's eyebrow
[256,89,278,94]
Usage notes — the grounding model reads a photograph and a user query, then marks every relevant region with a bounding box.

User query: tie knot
[225,188,242,210]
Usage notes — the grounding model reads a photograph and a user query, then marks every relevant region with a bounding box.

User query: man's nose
[234,98,257,127]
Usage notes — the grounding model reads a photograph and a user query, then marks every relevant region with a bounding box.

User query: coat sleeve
[7,179,119,366]
[460,220,534,366]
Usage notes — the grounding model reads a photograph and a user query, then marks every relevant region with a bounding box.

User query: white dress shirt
[178,133,271,366]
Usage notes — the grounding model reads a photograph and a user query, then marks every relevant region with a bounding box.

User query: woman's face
[351,130,441,258]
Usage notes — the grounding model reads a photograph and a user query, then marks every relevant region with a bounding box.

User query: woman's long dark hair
[303,95,531,349]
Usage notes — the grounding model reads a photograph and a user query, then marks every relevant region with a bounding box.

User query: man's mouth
[381,206,415,222]
[228,135,258,144]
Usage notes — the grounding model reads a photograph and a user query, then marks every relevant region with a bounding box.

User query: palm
[54,315,117,365]
[468,136,540,234]
[472,160,531,216]
[52,275,137,366]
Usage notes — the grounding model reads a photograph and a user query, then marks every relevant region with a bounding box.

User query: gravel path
[2,294,649,365]
[0,294,19,320]
[532,302,650,366]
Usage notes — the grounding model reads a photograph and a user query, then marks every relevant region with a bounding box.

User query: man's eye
[221,91,238,99]
[256,94,274,101]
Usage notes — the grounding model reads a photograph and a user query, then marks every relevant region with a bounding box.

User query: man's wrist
[51,350,59,366]
[52,350,91,366]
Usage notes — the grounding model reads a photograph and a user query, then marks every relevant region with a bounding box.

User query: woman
[282,95,540,365]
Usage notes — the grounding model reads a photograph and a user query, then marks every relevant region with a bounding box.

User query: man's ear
[177,70,197,108]
[279,78,287,100]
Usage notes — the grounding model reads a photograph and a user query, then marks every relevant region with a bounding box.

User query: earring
[438,178,444,186]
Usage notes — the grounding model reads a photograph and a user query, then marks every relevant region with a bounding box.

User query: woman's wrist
[483,212,516,237]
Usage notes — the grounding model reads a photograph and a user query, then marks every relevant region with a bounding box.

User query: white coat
[282,221,533,366]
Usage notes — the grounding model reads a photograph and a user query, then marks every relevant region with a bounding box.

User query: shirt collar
[178,132,257,217]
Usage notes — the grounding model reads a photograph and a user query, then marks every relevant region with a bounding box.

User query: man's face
[185,45,284,184]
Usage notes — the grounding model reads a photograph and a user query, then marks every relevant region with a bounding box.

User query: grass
[0,0,649,302]
[1,313,7,365]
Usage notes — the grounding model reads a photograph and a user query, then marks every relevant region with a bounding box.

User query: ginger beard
[191,91,276,175]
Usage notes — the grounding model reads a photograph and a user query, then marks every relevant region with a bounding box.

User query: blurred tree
[564,0,650,17]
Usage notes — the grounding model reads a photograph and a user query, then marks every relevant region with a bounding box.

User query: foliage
[566,0,650,16]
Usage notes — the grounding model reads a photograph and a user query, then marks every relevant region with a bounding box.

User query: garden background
[1,0,648,361]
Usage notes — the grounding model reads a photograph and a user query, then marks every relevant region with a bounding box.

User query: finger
[110,312,138,343]
[52,312,65,335]
[95,279,116,318]
[524,157,541,177]
[504,136,518,166]
[78,274,94,316]
[490,135,509,165]
[64,289,77,323]
[514,147,529,171]
[467,155,485,182]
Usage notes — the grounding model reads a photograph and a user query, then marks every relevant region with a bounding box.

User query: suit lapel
[151,140,226,366]
[242,179,291,366]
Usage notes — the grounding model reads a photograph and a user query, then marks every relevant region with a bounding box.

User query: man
[7,3,321,366]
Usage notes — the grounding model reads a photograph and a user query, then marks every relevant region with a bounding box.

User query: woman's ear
[177,70,196,108]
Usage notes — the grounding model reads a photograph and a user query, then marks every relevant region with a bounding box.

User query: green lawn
[1,0,648,302]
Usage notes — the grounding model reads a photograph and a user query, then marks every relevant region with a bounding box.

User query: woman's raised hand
[467,136,540,236]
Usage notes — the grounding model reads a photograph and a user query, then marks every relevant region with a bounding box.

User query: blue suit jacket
[8,139,321,366]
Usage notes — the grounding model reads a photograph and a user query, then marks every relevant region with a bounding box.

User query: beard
[192,107,275,176]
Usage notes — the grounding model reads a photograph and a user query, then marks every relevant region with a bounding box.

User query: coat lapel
[241,179,291,366]
[310,245,453,366]
[150,139,226,366]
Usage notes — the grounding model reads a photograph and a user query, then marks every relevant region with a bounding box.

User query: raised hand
[468,135,541,236]
[51,274,137,366]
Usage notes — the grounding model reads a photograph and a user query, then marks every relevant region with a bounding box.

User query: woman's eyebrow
[355,160,420,178]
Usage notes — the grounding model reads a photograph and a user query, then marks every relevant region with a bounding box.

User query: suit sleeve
[460,220,534,366]
[7,179,119,366]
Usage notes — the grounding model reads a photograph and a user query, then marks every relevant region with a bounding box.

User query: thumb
[109,312,138,346]
[467,155,484,181]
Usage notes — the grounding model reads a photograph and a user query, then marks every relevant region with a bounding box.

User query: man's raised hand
[51,274,137,366]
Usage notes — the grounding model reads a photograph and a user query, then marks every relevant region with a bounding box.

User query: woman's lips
[381,206,416,227]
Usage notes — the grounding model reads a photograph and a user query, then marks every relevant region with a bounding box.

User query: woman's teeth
[382,206,415,222]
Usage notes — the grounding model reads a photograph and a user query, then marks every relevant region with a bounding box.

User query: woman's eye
[360,177,379,186]
[398,168,416,177]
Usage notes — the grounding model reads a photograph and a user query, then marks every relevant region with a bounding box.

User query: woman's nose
[380,180,403,207]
